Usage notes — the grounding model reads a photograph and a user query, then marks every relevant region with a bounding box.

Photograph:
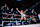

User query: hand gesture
[16,8,18,10]
[26,9,28,11]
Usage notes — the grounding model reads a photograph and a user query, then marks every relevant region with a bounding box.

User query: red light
[16,15,17,16]
[39,13,40,14]
[32,15,33,16]
[10,17,11,18]
[3,14,5,15]
[19,15,20,17]
[4,17,6,18]
[27,18,28,19]
[7,15,9,16]
[19,18,21,19]
[35,14,37,16]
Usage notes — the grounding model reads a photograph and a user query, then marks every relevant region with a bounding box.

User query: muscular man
[16,8,28,20]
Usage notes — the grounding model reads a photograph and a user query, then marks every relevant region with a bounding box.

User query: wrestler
[16,8,28,20]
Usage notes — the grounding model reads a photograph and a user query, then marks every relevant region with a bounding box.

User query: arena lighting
[0,24,2,26]
[16,0,23,1]
[29,2,40,10]
[38,14,40,20]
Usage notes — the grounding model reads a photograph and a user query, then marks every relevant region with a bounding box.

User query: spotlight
[16,0,23,1]
[38,14,40,20]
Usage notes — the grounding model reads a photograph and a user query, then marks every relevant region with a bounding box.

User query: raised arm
[24,9,28,13]
[16,8,20,13]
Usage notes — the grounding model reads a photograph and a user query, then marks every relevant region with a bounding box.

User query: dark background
[0,0,40,26]
[0,0,40,13]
